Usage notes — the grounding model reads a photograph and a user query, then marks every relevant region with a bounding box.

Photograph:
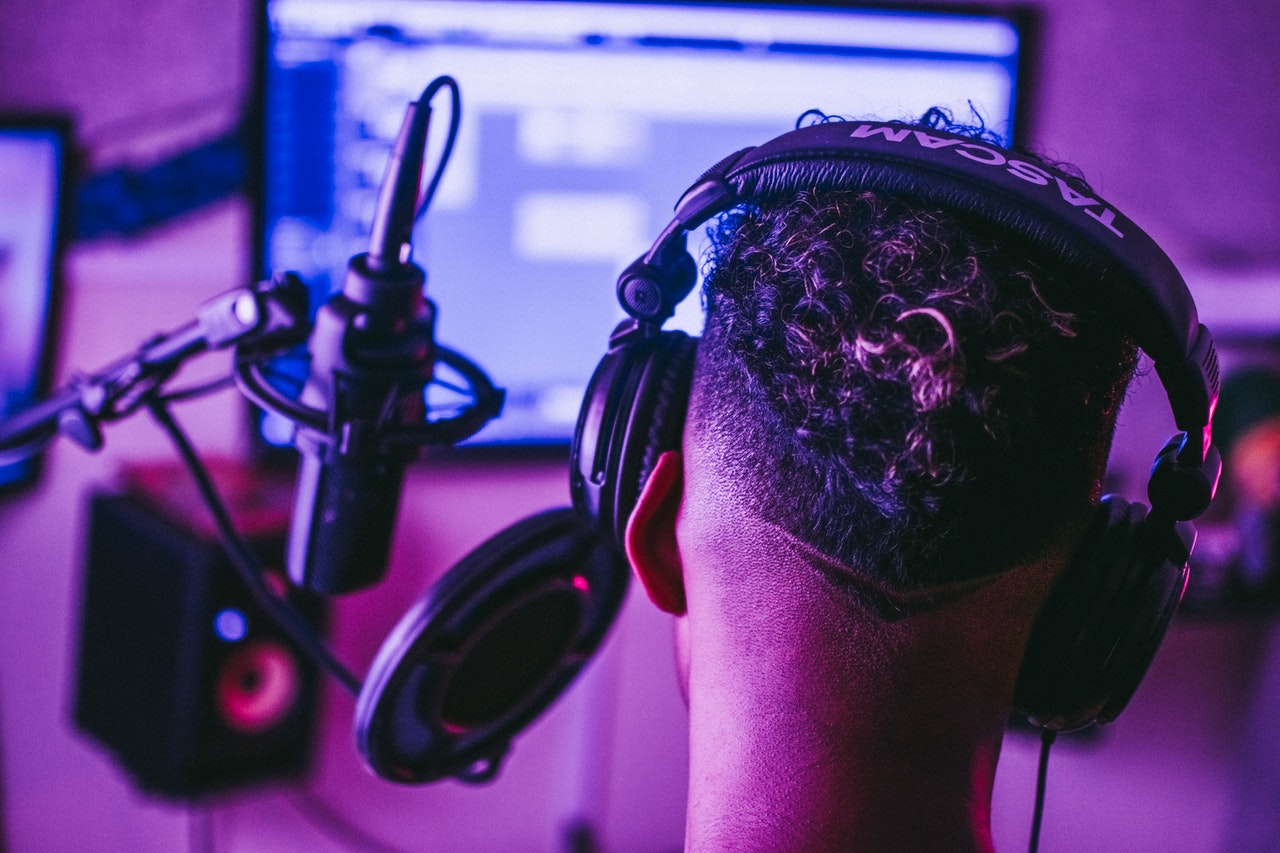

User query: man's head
[605,117,1213,746]
[685,185,1139,595]
[594,117,1212,849]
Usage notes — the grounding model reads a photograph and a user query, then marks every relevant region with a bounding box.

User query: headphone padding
[571,332,696,548]
[1015,495,1190,730]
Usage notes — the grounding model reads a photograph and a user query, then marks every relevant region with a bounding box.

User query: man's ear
[624,450,687,616]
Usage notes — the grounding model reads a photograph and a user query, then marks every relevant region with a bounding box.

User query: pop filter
[354,508,629,784]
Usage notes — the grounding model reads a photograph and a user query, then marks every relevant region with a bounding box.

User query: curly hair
[692,187,1138,590]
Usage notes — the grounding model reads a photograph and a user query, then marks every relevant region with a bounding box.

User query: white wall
[1,1,1278,851]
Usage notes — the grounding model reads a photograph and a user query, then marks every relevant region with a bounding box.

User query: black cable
[159,373,238,403]
[415,75,461,222]
[1028,727,1057,853]
[144,393,362,696]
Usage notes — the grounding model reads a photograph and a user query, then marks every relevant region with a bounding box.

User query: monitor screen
[257,0,1028,449]
[0,118,68,492]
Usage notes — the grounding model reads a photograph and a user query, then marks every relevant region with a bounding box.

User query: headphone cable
[1028,727,1057,853]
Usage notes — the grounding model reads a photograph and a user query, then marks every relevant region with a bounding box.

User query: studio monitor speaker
[73,488,324,798]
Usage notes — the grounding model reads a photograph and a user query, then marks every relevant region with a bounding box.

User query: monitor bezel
[0,113,73,496]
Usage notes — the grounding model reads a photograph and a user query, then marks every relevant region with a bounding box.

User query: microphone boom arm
[0,272,311,456]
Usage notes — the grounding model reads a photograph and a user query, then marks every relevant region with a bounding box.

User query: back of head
[691,176,1138,593]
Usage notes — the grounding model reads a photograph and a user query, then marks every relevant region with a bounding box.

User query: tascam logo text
[850,124,1124,239]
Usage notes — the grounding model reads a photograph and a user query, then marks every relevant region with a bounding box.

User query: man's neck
[678,543,1050,852]
[683,643,1005,852]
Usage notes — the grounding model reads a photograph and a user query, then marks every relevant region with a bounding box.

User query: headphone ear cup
[571,332,697,547]
[1015,495,1193,731]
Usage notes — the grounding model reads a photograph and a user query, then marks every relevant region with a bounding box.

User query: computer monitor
[254,0,1031,450]
[0,117,69,492]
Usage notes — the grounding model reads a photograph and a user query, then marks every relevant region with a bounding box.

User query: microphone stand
[2,79,506,767]
[0,268,503,697]
[0,272,310,457]
[0,272,369,693]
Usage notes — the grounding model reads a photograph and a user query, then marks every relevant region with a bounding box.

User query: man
[621,165,1139,850]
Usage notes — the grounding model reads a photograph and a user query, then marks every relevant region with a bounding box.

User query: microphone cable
[143,77,472,696]
[145,390,363,696]
[415,75,460,225]
[1028,727,1057,853]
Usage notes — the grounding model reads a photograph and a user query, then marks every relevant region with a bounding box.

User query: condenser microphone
[286,95,436,595]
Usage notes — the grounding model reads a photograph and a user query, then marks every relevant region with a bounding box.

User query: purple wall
[0,1,1277,851]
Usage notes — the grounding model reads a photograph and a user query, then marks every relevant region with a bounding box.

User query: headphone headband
[618,120,1218,457]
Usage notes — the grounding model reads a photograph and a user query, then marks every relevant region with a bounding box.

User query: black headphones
[357,119,1223,784]
[569,119,1222,733]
